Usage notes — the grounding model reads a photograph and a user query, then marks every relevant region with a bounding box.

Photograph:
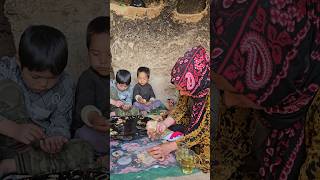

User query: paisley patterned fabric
[212,0,320,114]
[211,0,320,179]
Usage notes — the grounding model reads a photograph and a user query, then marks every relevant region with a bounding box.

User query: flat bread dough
[112,150,124,157]
[117,156,132,165]
[137,151,156,165]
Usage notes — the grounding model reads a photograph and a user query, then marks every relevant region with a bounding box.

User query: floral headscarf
[171,45,210,132]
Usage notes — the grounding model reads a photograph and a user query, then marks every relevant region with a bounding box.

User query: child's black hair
[86,16,109,49]
[137,66,150,78]
[18,25,68,76]
[116,69,131,85]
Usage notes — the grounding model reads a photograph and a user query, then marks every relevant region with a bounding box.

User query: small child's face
[21,68,59,93]
[116,83,129,91]
[88,32,111,76]
[137,72,149,86]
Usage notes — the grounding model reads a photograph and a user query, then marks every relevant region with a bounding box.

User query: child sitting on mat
[133,67,162,114]
[110,69,139,116]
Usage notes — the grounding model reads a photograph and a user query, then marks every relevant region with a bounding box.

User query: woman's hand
[157,116,176,134]
[146,121,167,141]
[147,117,176,140]
[147,142,178,161]
[146,120,158,140]
[156,121,167,134]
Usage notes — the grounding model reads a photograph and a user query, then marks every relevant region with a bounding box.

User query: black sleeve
[71,72,96,135]
[149,84,156,98]
[132,84,139,103]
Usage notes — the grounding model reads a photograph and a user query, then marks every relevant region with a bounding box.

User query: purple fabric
[75,125,107,154]
[133,100,161,111]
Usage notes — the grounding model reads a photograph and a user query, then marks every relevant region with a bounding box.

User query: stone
[176,0,207,14]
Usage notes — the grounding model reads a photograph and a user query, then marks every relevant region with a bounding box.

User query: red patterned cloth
[212,0,320,179]
[212,0,320,114]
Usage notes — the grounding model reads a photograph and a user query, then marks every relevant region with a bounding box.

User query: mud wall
[4,0,109,80]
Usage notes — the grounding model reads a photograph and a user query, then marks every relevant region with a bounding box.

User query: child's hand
[122,104,132,110]
[115,100,124,108]
[137,97,146,104]
[91,115,109,132]
[141,99,147,104]
[110,112,116,117]
[149,98,155,102]
[40,136,68,154]
[137,97,142,103]
[12,123,45,145]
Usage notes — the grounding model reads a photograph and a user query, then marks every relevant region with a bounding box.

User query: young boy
[110,69,139,116]
[0,25,94,176]
[72,16,110,156]
[133,67,161,113]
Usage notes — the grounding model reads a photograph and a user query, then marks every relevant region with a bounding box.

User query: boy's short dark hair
[116,69,131,85]
[137,67,150,78]
[86,16,109,49]
[19,25,68,76]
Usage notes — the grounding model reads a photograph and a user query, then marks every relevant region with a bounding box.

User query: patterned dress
[171,95,211,172]
[211,0,320,179]
[170,45,211,173]
[213,90,320,179]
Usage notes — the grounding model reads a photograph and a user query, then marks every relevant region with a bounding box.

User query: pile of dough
[137,151,156,165]
[112,150,124,157]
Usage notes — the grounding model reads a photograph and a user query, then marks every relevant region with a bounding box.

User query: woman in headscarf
[211,0,320,179]
[147,45,211,172]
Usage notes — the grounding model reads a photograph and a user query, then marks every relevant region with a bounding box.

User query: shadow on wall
[4,0,109,80]
[0,0,16,57]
